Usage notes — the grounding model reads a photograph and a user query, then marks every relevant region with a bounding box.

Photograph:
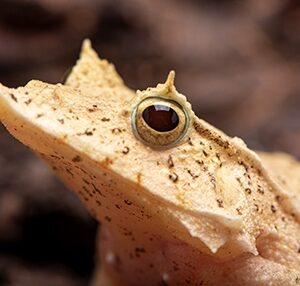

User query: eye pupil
[142,104,179,132]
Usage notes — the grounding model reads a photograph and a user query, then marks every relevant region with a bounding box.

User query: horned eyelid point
[131,72,194,148]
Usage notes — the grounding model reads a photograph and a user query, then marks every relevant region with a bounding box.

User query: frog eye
[131,97,190,148]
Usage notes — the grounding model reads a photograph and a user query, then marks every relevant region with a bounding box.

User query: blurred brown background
[0,0,299,285]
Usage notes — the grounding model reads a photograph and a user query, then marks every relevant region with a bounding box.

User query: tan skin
[0,41,299,285]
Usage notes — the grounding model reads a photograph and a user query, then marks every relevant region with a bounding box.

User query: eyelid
[131,96,190,149]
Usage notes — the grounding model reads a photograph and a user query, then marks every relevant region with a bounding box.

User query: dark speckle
[135,247,146,258]
[193,122,229,149]
[101,117,110,122]
[122,110,129,117]
[104,216,112,222]
[57,118,65,124]
[124,199,133,206]
[65,167,74,178]
[24,98,32,105]
[51,154,61,160]
[271,205,276,213]
[208,172,216,188]
[103,157,113,166]
[216,199,224,208]
[238,160,249,171]
[10,93,18,102]
[167,155,174,168]
[72,155,82,163]
[257,185,264,194]
[77,129,94,136]
[187,169,199,179]
[36,113,44,118]
[169,172,178,183]
[85,129,93,136]
[88,105,98,112]
[172,261,180,272]
[136,173,142,184]
[112,128,122,134]
[122,146,130,155]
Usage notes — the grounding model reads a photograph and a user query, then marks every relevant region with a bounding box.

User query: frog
[0,40,299,286]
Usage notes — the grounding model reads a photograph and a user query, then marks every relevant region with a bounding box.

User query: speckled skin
[0,41,299,286]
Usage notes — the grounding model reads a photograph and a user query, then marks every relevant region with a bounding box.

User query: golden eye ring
[131,97,190,148]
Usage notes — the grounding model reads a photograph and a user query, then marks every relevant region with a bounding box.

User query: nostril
[0,0,65,34]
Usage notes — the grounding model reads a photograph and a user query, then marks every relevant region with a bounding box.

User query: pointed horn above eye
[165,70,176,88]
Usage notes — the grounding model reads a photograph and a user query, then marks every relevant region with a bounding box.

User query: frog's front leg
[91,264,117,286]
[91,227,126,286]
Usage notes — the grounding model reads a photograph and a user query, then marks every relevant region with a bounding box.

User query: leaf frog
[0,40,299,286]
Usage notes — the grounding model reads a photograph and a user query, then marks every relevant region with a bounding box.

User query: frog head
[0,40,296,262]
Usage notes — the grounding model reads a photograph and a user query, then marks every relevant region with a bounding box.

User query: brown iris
[132,97,189,147]
[142,104,179,132]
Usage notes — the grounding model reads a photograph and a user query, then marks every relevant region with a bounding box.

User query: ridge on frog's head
[0,40,298,261]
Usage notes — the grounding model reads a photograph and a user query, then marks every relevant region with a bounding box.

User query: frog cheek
[131,97,190,148]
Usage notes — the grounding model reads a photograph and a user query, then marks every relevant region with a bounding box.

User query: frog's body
[0,41,299,286]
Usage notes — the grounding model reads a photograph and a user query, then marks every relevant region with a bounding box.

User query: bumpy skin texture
[0,41,300,286]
